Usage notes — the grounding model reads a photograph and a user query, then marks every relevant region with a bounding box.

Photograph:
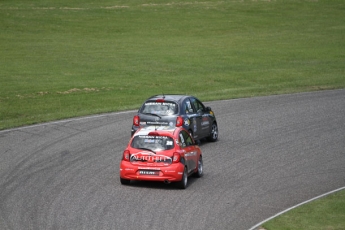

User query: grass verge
[1,0,345,130]
[261,188,345,230]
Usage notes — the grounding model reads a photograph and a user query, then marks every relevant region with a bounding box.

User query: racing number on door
[190,98,210,137]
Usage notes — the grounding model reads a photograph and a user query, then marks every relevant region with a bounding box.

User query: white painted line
[0,110,136,133]
[2,89,343,134]
[248,186,345,230]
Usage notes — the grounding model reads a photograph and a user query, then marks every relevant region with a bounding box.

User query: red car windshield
[140,101,178,116]
[131,135,175,151]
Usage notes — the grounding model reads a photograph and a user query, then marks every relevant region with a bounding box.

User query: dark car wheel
[207,122,218,142]
[176,167,188,189]
[194,156,203,178]
[120,178,130,185]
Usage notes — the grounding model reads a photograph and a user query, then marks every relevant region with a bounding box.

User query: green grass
[262,189,345,230]
[1,0,345,130]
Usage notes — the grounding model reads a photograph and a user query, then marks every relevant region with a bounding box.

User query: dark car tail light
[176,116,183,127]
[133,115,140,126]
[156,99,165,102]
[172,152,181,163]
[123,150,130,161]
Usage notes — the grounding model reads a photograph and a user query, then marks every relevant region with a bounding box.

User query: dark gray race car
[131,95,218,142]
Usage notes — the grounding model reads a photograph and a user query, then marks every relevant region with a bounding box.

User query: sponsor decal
[139,170,159,175]
[166,141,173,146]
[201,116,210,126]
[144,139,155,143]
[137,135,168,139]
[184,118,190,126]
[145,102,176,107]
[146,121,169,125]
[185,151,197,157]
[201,121,209,126]
[131,152,172,163]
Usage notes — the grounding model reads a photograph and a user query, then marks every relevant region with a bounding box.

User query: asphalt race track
[1,90,344,230]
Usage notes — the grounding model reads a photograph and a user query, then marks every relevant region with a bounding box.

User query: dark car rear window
[131,135,175,151]
[140,101,178,115]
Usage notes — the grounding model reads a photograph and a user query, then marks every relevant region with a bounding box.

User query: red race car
[120,126,203,189]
